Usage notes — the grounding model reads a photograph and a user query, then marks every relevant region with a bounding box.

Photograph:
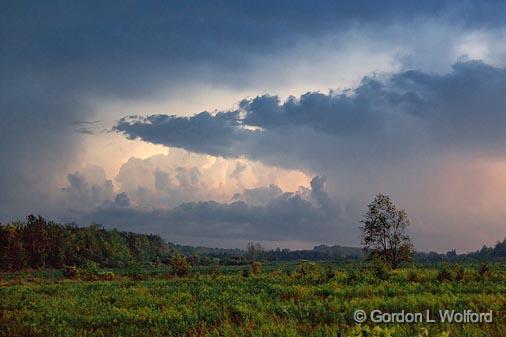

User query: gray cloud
[3,1,506,250]
[61,165,114,211]
[113,192,131,208]
[233,184,284,206]
[114,61,506,251]
[79,175,342,243]
[115,61,506,171]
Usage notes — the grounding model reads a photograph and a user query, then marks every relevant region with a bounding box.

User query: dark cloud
[233,184,284,206]
[115,61,506,172]
[3,1,506,250]
[113,192,131,208]
[112,61,506,252]
[80,176,342,243]
[61,166,114,211]
[115,112,247,157]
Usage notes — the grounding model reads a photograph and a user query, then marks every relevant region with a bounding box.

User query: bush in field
[370,257,391,281]
[293,261,325,283]
[62,264,79,278]
[454,265,465,281]
[99,271,116,281]
[437,264,453,282]
[407,269,421,283]
[325,265,335,281]
[250,261,262,274]
[346,269,364,284]
[169,254,191,277]
[478,262,490,280]
[126,263,148,280]
[83,261,99,277]
[296,261,319,276]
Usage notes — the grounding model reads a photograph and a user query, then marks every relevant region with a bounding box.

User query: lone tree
[360,194,413,269]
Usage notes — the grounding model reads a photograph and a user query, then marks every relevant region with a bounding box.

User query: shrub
[345,269,362,284]
[169,254,191,277]
[127,263,147,280]
[62,265,79,279]
[296,261,320,277]
[370,258,390,281]
[437,264,453,282]
[325,265,335,281]
[407,269,421,283]
[454,265,465,281]
[477,262,490,280]
[83,261,100,277]
[251,261,262,274]
[99,271,116,281]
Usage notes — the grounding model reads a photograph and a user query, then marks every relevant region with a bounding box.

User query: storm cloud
[115,61,506,171]
[78,175,341,245]
[113,62,506,251]
[3,1,506,251]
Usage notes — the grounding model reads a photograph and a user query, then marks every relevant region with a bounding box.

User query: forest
[0,215,174,271]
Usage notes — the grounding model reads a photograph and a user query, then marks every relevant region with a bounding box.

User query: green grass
[0,262,505,337]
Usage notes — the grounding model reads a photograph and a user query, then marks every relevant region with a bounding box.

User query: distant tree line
[1,215,504,271]
[0,215,173,271]
[415,239,506,263]
[176,242,364,265]
[179,238,506,266]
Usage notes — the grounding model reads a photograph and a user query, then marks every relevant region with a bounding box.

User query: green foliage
[478,261,490,279]
[369,257,391,281]
[250,261,262,274]
[83,261,99,276]
[348,325,396,337]
[406,269,421,283]
[169,254,191,277]
[0,262,504,337]
[361,194,413,269]
[346,268,364,285]
[325,265,335,281]
[62,265,79,279]
[453,264,465,281]
[99,271,116,281]
[0,215,173,271]
[437,264,453,282]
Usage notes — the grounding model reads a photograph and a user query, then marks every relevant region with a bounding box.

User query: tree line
[0,215,173,271]
[1,210,504,272]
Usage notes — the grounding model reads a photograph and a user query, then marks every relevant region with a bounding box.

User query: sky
[1,1,506,252]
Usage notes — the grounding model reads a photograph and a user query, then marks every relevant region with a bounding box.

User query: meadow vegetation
[1,208,505,336]
[0,261,504,337]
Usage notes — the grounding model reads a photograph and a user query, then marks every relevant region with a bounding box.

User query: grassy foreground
[0,263,505,337]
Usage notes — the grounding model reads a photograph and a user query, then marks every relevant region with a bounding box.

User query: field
[0,262,505,337]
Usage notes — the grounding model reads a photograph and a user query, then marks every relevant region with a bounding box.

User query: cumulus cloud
[78,175,342,245]
[233,185,284,206]
[113,149,309,208]
[61,165,114,211]
[57,154,341,245]
[114,62,506,251]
